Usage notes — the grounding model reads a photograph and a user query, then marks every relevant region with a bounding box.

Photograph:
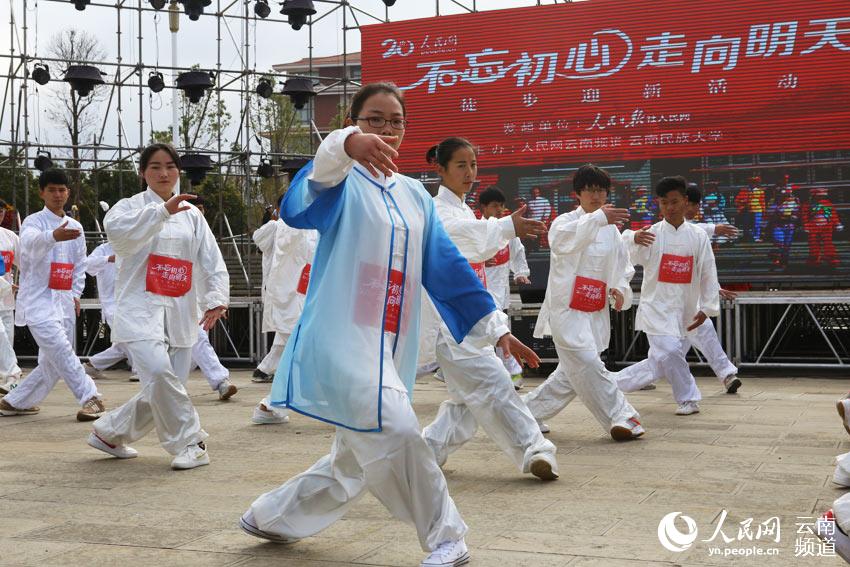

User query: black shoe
[252,369,272,383]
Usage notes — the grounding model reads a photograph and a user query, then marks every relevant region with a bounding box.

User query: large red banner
[361,0,850,169]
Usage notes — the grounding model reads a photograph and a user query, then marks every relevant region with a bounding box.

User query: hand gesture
[633,227,655,247]
[165,193,197,215]
[719,288,738,300]
[610,288,625,311]
[514,275,531,285]
[343,133,399,178]
[199,305,228,331]
[496,333,541,369]
[687,310,707,332]
[601,204,629,226]
[107,255,116,263]
[714,224,739,238]
[52,220,82,242]
[510,205,547,239]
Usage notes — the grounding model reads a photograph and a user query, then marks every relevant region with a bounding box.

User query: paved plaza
[0,369,847,566]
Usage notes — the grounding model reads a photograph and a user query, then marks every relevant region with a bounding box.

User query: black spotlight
[176,70,214,104]
[149,0,167,8]
[256,77,274,99]
[280,0,316,31]
[71,0,90,9]
[34,150,53,172]
[382,0,397,5]
[180,153,213,184]
[32,63,50,86]
[179,0,212,21]
[282,77,315,110]
[257,158,274,179]
[148,71,165,93]
[64,65,105,97]
[254,0,271,18]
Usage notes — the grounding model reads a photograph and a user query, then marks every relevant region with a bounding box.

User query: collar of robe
[353,164,396,191]
[436,185,466,208]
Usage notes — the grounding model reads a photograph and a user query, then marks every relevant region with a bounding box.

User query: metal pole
[169,0,180,194]
[22,0,30,217]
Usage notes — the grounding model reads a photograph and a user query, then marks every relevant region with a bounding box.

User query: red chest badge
[49,262,74,290]
[469,262,487,286]
[569,276,607,312]
[659,254,694,284]
[485,246,510,267]
[146,254,193,297]
[297,264,311,295]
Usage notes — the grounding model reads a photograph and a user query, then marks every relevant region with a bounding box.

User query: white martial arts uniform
[0,227,21,387]
[613,220,720,404]
[420,186,556,474]
[523,207,638,431]
[93,189,229,455]
[191,325,229,391]
[252,218,317,375]
[614,223,737,390]
[485,237,529,376]
[4,208,100,409]
[252,127,508,552]
[85,241,134,371]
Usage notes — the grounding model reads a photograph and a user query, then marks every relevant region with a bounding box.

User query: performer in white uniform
[0,169,105,421]
[478,186,531,389]
[87,143,229,470]
[240,84,541,567]
[522,165,644,441]
[419,137,558,481]
[0,199,21,395]
[615,186,742,395]
[612,176,721,416]
[250,205,317,423]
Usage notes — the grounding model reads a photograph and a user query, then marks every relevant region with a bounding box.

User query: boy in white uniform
[614,176,721,416]
[523,164,644,441]
[0,169,105,420]
[0,199,21,394]
[478,187,531,389]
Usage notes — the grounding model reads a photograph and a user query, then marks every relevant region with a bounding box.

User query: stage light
[382,0,397,6]
[71,0,90,10]
[180,153,213,184]
[282,77,315,110]
[64,65,106,97]
[176,70,214,103]
[255,77,274,99]
[34,150,53,172]
[255,0,271,18]
[257,158,274,179]
[148,71,165,93]
[179,0,212,21]
[150,0,167,9]
[280,0,316,31]
[32,63,50,86]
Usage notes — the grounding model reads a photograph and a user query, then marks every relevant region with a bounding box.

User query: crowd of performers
[0,82,846,567]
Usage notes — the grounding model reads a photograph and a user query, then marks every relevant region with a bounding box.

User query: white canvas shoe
[723,374,742,394]
[217,379,238,401]
[87,432,138,459]
[239,511,300,544]
[529,452,559,481]
[817,509,850,562]
[171,442,210,470]
[610,416,646,441]
[837,398,850,436]
[252,402,290,425]
[675,401,700,415]
[420,538,470,567]
[84,362,107,380]
[537,420,550,434]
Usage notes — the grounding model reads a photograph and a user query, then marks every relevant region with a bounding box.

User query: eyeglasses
[353,116,408,130]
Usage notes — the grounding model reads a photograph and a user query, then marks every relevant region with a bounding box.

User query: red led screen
[361,0,850,169]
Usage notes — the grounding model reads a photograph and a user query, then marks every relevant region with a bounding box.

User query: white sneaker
[129,374,140,382]
[511,374,524,390]
[529,452,559,481]
[87,432,138,459]
[171,442,210,470]
[610,416,646,441]
[239,511,300,544]
[723,374,742,394]
[675,401,700,415]
[537,420,550,434]
[217,379,238,401]
[420,538,470,567]
[837,398,850,436]
[252,402,290,425]
[84,362,107,380]
[639,383,657,390]
[834,463,850,488]
[433,369,445,383]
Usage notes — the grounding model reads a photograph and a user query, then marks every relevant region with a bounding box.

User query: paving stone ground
[0,369,848,566]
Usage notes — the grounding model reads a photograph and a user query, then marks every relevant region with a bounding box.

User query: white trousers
[616,335,702,404]
[257,332,289,376]
[5,317,99,408]
[249,387,466,552]
[89,313,133,371]
[191,327,229,390]
[422,342,556,473]
[833,491,850,535]
[0,310,20,383]
[94,340,207,455]
[496,346,523,376]
[523,347,638,430]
